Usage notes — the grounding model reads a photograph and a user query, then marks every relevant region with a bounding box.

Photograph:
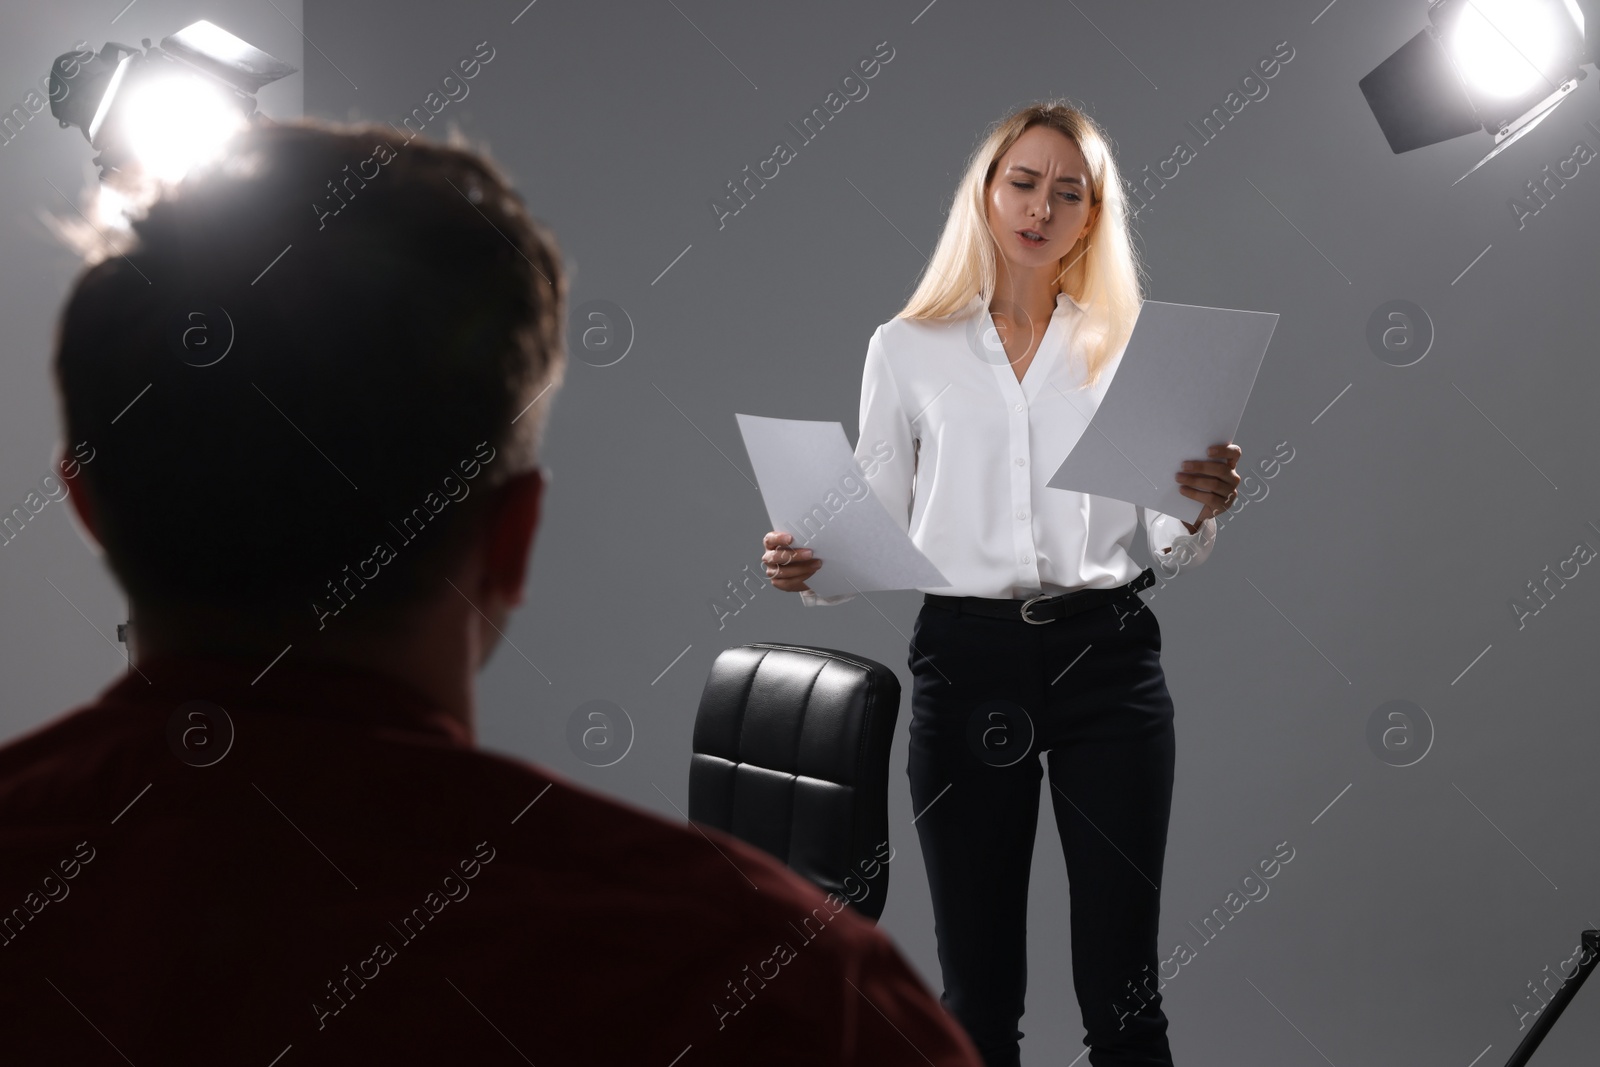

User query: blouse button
[1016,509,1028,520]
[1021,554,1031,564]
[1014,403,1024,412]
[1014,457,1025,466]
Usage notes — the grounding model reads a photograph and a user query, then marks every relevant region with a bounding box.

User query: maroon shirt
[0,654,981,1066]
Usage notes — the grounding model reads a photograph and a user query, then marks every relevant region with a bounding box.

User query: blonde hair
[896,100,1145,388]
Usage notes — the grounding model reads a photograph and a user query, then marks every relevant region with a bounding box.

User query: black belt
[924,567,1156,625]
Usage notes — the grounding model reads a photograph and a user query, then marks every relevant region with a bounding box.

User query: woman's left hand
[1175,443,1242,533]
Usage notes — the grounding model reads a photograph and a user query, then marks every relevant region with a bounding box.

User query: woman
[761,102,1242,1067]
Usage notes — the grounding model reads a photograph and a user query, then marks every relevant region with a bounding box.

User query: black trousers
[907,583,1177,1067]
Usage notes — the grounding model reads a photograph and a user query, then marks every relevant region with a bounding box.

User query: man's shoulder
[0,695,876,944]
[0,697,142,819]
[0,695,983,1064]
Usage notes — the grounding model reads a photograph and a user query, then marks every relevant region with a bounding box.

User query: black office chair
[687,643,900,922]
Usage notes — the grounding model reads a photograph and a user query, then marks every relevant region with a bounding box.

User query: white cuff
[799,589,857,607]
[1150,513,1218,570]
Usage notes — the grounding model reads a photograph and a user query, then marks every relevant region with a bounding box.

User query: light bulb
[1449,0,1563,100]
[119,73,246,182]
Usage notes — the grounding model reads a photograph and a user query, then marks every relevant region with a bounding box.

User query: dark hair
[52,119,567,630]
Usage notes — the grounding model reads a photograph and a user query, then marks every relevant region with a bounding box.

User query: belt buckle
[1020,593,1057,625]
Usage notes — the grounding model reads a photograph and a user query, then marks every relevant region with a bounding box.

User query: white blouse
[800,290,1217,607]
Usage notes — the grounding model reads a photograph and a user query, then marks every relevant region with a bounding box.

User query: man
[0,120,981,1065]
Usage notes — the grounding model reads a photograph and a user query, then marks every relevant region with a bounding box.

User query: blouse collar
[967,290,1087,315]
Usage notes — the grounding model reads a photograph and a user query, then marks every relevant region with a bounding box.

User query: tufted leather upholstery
[687,643,900,922]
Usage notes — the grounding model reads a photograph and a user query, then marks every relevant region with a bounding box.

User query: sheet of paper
[736,413,949,598]
[1046,299,1277,523]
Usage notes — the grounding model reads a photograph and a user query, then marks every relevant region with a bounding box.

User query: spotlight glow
[92,181,132,229]
[119,74,245,182]
[1448,0,1563,99]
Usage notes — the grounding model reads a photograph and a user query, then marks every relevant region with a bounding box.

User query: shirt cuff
[799,589,857,607]
[1150,513,1218,568]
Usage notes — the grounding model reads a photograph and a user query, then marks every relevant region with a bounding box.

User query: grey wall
[7,0,1600,1063]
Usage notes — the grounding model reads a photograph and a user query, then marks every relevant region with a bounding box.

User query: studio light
[48,19,296,182]
[1359,0,1594,182]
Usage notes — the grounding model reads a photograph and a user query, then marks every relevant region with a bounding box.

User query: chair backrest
[687,643,900,922]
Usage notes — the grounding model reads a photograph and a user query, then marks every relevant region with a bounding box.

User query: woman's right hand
[762,531,822,593]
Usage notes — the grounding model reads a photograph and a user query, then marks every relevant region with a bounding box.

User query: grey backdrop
[4,1,1599,1064]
